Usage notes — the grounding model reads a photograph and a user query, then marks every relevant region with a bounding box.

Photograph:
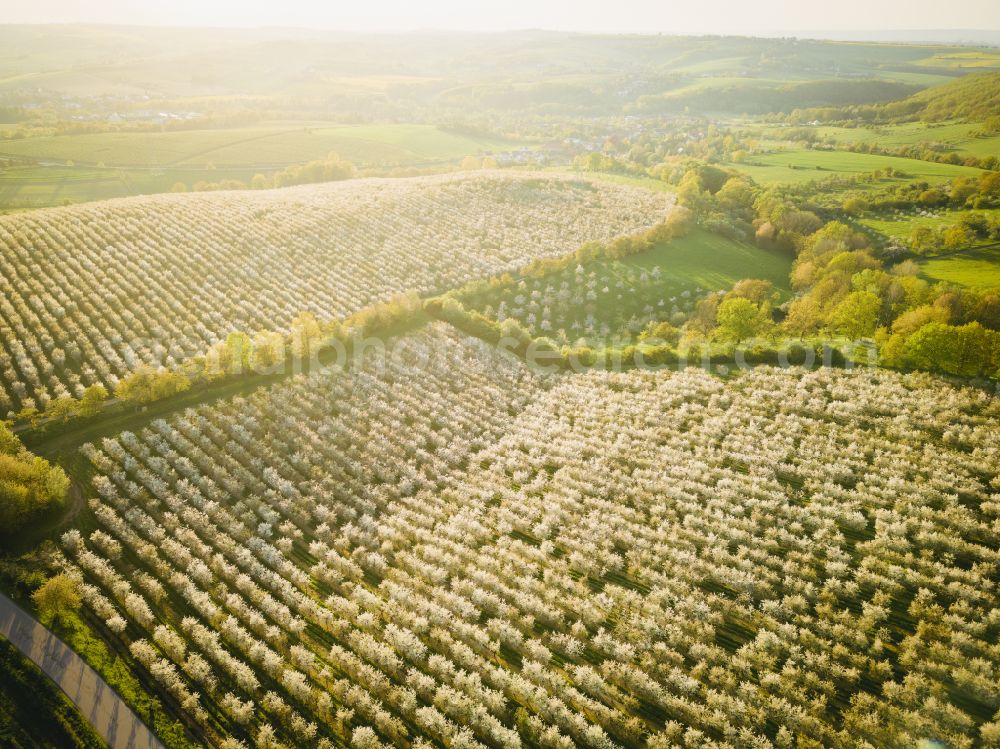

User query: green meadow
[0,123,514,169]
[727,148,984,186]
[860,209,995,240]
[804,121,1000,157]
[0,164,263,211]
[611,229,793,293]
[919,245,1000,288]
[0,123,520,209]
[462,229,793,346]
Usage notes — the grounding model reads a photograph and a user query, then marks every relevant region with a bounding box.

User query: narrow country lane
[0,592,164,749]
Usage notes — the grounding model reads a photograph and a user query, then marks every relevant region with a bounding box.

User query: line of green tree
[168,153,355,194]
[675,166,1000,378]
[0,422,69,533]
[16,294,424,434]
[444,161,1000,381]
[840,171,1000,218]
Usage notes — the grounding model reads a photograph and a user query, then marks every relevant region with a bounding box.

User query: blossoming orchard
[0,59,997,747]
[50,325,999,748]
[0,173,670,416]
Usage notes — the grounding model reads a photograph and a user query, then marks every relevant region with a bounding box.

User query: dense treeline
[256,154,355,190]
[0,422,69,531]
[168,154,356,194]
[675,167,1000,377]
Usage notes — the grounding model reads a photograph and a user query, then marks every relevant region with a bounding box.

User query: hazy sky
[1,0,998,34]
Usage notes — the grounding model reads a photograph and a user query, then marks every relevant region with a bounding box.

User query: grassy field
[462,229,792,344]
[727,148,984,186]
[0,122,523,209]
[0,636,106,748]
[0,163,269,211]
[859,208,995,239]
[616,229,792,291]
[918,245,1000,288]
[868,70,959,87]
[0,165,124,208]
[912,50,1000,70]
[793,121,1000,158]
[658,76,789,97]
[0,123,515,169]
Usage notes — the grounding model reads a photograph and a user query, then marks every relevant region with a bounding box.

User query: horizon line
[1,21,999,38]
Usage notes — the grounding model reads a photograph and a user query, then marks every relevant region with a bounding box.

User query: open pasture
[918,244,1000,287]
[859,208,995,240]
[727,148,984,185]
[0,123,513,169]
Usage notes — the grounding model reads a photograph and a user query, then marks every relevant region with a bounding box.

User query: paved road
[0,592,164,749]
